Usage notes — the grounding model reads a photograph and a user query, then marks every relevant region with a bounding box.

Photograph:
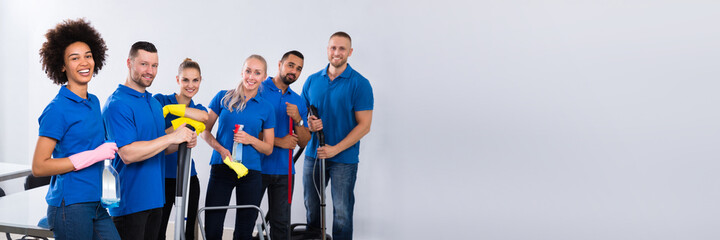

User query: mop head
[171,117,206,133]
[223,156,248,178]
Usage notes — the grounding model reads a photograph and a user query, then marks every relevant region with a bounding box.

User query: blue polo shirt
[153,93,207,178]
[208,90,276,171]
[38,86,105,207]
[103,84,166,216]
[258,77,308,175]
[301,64,374,164]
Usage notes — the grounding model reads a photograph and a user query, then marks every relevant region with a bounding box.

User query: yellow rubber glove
[223,156,249,178]
[163,104,186,118]
[171,117,206,134]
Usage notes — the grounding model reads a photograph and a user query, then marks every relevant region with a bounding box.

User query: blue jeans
[303,156,358,240]
[205,164,263,240]
[47,201,120,240]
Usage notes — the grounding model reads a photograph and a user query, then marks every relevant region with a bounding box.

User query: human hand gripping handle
[308,115,323,132]
[308,105,325,146]
[170,123,197,147]
[286,102,301,123]
[69,142,118,171]
[277,133,299,149]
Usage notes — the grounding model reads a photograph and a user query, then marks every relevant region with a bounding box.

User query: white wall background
[2,0,720,239]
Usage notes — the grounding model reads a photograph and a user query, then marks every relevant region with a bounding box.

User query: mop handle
[176,124,195,194]
[288,117,293,204]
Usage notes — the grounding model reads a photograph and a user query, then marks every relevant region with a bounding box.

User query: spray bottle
[101,141,120,208]
[232,124,245,162]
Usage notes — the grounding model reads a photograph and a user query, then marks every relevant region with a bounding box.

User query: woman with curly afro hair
[32,18,121,240]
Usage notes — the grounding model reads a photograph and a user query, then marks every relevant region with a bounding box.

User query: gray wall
[2,0,719,239]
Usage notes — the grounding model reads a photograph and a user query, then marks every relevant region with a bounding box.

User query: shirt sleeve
[353,77,374,112]
[297,96,309,128]
[38,103,67,141]
[103,101,137,148]
[208,91,225,116]
[301,78,311,111]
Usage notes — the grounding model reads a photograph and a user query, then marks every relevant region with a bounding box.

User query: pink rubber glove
[69,142,118,171]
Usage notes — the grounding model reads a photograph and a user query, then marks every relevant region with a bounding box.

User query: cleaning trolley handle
[309,105,325,147]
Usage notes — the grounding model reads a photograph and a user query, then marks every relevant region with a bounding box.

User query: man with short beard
[301,32,374,240]
[258,50,311,240]
[102,41,197,240]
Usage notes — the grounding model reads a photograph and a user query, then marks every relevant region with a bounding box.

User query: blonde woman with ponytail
[201,55,276,240]
[152,58,209,240]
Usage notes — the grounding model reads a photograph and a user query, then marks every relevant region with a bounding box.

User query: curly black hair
[39,18,107,85]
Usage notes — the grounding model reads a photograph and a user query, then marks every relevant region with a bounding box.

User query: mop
[287,117,294,240]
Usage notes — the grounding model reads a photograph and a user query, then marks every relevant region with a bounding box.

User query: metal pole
[175,125,194,240]
[309,105,327,240]
[319,157,326,240]
[197,205,271,240]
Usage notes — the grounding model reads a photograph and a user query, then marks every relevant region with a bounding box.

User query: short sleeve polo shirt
[38,86,105,207]
[258,77,308,175]
[208,90,276,171]
[103,84,166,216]
[301,64,374,164]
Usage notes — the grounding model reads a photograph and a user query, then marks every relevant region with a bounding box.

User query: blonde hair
[222,54,267,112]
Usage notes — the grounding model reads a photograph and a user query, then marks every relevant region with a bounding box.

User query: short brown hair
[39,18,107,85]
[128,41,157,59]
[330,31,352,43]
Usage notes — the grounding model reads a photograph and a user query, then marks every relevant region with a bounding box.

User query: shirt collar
[247,95,261,103]
[263,77,297,95]
[117,84,152,99]
[321,63,354,80]
[59,85,89,103]
[263,77,279,91]
[170,93,197,107]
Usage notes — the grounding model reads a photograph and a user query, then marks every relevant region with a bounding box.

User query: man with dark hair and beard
[258,50,311,240]
[103,41,197,240]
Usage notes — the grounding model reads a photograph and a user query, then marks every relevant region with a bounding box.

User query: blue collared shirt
[258,77,308,175]
[153,93,207,178]
[208,90,276,171]
[103,84,166,216]
[38,86,105,207]
[301,64,374,164]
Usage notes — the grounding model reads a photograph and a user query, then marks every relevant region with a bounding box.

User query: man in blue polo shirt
[301,32,374,240]
[103,41,197,240]
[259,50,311,240]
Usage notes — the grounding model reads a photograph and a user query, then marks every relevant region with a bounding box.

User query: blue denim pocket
[46,205,57,231]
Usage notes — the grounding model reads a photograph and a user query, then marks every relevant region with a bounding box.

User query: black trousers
[158,176,201,240]
[112,207,163,240]
[261,174,295,240]
[205,165,264,240]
